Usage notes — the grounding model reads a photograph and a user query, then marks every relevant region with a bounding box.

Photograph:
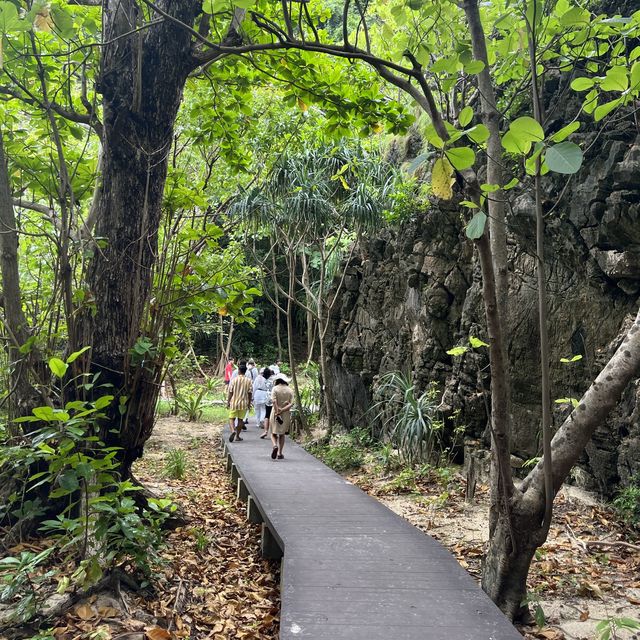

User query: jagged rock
[325,128,640,496]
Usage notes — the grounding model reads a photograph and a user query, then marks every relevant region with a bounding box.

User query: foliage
[175,380,215,422]
[372,373,461,465]
[306,428,370,471]
[595,616,640,640]
[612,478,640,527]
[163,449,189,481]
[0,398,175,623]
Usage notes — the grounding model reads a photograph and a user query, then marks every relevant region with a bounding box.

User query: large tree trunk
[483,308,640,619]
[76,0,201,477]
[0,130,42,424]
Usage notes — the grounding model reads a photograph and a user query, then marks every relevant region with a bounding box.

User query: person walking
[227,363,252,442]
[271,373,294,459]
[253,367,270,437]
[256,368,274,439]
[224,356,235,385]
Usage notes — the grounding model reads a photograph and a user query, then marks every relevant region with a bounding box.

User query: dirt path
[346,465,640,640]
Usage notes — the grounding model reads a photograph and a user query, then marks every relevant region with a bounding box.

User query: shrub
[613,477,640,527]
[371,373,447,465]
[164,449,188,480]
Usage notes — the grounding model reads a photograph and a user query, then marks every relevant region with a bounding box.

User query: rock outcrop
[325,123,640,496]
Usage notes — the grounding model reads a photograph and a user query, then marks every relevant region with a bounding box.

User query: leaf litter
[40,417,280,640]
[345,463,639,640]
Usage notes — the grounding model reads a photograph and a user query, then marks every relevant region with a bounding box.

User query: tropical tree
[234,143,396,424]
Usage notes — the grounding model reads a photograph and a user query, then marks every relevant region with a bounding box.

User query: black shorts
[265,405,273,418]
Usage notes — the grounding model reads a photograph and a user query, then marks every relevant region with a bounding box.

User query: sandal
[260,433,268,439]
[277,454,284,460]
[229,432,235,442]
[236,436,243,441]
[271,446,278,460]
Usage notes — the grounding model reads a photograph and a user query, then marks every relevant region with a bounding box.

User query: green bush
[371,373,461,465]
[164,449,188,480]
[613,478,640,527]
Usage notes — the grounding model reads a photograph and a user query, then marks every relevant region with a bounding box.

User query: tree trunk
[76,0,201,477]
[0,129,42,424]
[483,308,640,619]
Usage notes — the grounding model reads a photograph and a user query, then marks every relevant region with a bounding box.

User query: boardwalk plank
[224,433,522,639]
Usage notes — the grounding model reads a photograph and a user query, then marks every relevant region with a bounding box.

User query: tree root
[0,567,141,638]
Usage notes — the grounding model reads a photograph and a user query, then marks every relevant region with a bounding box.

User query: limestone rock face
[325,132,640,496]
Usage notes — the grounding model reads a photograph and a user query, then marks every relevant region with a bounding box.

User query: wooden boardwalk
[222,432,522,640]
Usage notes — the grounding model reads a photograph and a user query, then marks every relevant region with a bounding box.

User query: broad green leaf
[558,6,590,26]
[51,7,75,38]
[66,345,91,364]
[464,60,485,75]
[594,97,622,122]
[551,121,580,142]
[49,357,68,378]
[509,116,544,143]
[33,406,56,422]
[600,66,628,92]
[94,395,114,410]
[503,177,519,190]
[501,130,532,155]
[460,200,479,208]
[0,2,21,34]
[469,336,489,348]
[458,106,473,127]
[466,124,489,144]
[232,0,256,8]
[445,146,475,170]
[446,346,468,356]
[545,142,583,174]
[424,124,444,149]
[465,210,487,240]
[480,183,500,193]
[58,471,79,492]
[570,77,594,92]
[431,157,454,200]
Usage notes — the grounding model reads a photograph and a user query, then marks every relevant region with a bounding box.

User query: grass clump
[613,477,640,527]
[164,449,188,480]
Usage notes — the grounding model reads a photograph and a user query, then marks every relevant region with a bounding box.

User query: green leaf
[555,397,580,408]
[49,357,68,378]
[66,346,91,364]
[558,6,590,26]
[445,146,475,170]
[570,77,594,92]
[631,62,640,94]
[0,2,21,34]
[560,354,583,363]
[94,395,114,410]
[58,471,79,492]
[600,66,628,92]
[458,106,473,127]
[465,211,487,240]
[509,116,544,143]
[446,346,468,356]
[33,406,56,422]
[464,60,485,75]
[51,7,75,38]
[594,98,622,122]
[469,336,489,348]
[545,142,583,174]
[460,200,479,209]
[501,130,532,155]
[465,124,489,144]
[232,0,255,8]
[503,177,519,190]
[551,121,580,142]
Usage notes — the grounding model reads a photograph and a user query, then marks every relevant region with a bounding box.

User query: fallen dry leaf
[145,626,172,640]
